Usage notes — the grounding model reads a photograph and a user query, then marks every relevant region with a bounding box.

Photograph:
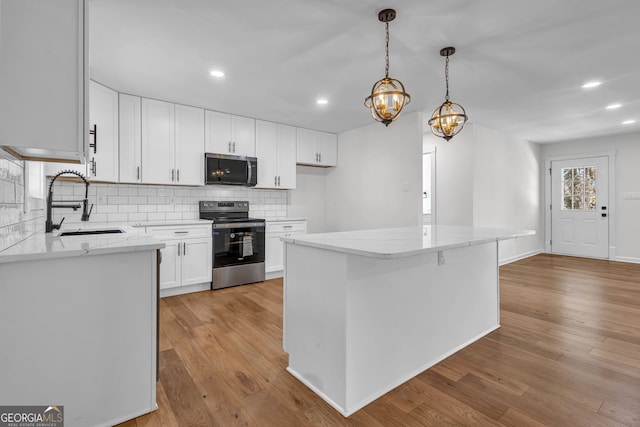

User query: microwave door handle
[247,160,252,185]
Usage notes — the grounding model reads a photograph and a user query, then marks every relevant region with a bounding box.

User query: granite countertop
[267,218,307,222]
[281,224,535,259]
[130,219,213,227]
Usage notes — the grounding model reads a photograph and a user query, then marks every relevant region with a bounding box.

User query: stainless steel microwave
[204,153,257,186]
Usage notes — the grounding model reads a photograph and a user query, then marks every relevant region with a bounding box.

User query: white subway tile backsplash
[128,196,148,204]
[108,196,128,205]
[45,182,289,225]
[118,187,138,196]
[118,205,138,213]
[147,212,166,221]
[107,213,128,222]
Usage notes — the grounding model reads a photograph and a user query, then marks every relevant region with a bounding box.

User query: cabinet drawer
[147,225,211,239]
[267,221,307,234]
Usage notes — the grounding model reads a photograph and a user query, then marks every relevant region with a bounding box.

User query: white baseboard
[499,249,543,266]
[159,282,210,298]
[613,256,640,264]
[266,270,283,280]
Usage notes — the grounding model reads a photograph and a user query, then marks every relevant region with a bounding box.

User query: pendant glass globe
[428,101,467,141]
[364,77,411,126]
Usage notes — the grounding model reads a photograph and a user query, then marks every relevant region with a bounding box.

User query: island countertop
[281,224,535,259]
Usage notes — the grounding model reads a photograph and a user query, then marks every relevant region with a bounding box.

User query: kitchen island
[0,228,164,427]
[282,225,534,416]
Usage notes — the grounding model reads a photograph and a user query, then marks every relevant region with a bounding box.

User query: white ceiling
[90,0,640,143]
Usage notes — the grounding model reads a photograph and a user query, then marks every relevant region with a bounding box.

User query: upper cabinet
[141,99,204,185]
[296,128,337,167]
[174,104,205,186]
[0,0,88,163]
[255,120,296,189]
[88,81,119,182]
[119,94,142,183]
[205,111,255,157]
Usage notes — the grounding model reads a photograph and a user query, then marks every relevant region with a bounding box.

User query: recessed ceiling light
[606,103,622,110]
[622,120,636,125]
[210,70,225,78]
[582,81,602,89]
[316,99,328,105]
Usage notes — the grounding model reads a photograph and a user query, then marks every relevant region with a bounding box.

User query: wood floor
[119,254,640,426]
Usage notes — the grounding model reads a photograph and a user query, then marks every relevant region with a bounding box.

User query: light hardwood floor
[119,254,640,426]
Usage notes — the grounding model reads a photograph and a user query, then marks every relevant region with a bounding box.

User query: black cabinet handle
[89,124,97,154]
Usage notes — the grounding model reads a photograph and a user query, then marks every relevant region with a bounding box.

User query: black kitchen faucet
[45,170,93,233]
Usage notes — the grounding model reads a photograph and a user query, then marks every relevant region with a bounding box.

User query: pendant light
[428,47,468,141]
[364,8,411,126]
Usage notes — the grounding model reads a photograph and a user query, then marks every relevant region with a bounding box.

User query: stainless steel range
[199,201,266,290]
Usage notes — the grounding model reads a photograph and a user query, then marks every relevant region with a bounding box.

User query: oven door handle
[213,222,265,229]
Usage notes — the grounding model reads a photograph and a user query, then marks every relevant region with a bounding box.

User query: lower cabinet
[146,224,212,293]
[266,220,307,277]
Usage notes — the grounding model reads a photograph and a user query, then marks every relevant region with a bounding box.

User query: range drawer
[267,221,307,234]
[147,225,211,239]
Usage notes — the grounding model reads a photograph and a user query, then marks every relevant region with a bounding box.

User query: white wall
[288,165,328,233]
[541,131,640,262]
[325,112,423,232]
[428,123,544,263]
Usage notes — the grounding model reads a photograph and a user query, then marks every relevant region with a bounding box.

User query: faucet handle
[55,217,65,231]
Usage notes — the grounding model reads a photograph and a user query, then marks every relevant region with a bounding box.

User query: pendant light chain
[444,55,450,101]
[384,22,390,78]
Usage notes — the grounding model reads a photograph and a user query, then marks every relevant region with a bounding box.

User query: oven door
[212,222,265,268]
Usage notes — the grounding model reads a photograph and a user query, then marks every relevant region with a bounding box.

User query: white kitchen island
[282,225,533,416]
[0,228,164,427]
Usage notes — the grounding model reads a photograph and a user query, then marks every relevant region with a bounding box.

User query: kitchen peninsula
[282,224,534,416]
[0,228,165,427]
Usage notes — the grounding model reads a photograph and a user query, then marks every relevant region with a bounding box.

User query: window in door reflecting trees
[561,166,597,211]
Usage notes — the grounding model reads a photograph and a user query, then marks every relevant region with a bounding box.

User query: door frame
[544,151,616,258]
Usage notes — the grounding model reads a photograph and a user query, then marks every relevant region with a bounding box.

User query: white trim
[159,282,210,298]
[499,249,543,266]
[544,151,616,259]
[614,256,640,264]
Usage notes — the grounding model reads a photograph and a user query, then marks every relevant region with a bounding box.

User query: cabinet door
[0,0,87,162]
[204,110,232,154]
[181,237,212,286]
[255,120,278,188]
[296,128,317,165]
[88,81,119,182]
[141,98,175,184]
[316,131,337,166]
[175,104,204,185]
[159,240,181,290]
[266,232,285,273]
[119,94,142,183]
[232,116,256,156]
[277,124,297,189]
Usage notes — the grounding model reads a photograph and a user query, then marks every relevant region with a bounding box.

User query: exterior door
[551,156,609,258]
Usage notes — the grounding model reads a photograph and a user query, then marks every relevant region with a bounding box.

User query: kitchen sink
[59,229,125,236]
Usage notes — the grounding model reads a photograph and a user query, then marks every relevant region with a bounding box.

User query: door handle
[183,242,186,255]
[601,213,607,218]
[89,124,97,153]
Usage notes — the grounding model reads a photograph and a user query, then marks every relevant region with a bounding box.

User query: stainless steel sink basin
[59,229,124,236]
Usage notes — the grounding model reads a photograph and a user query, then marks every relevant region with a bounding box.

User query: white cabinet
[141,98,175,185]
[147,225,212,292]
[205,111,255,156]
[255,120,297,189]
[88,81,119,182]
[266,220,307,276]
[141,99,204,185]
[175,104,205,186]
[0,0,88,163]
[119,94,142,183]
[296,128,337,167]
[44,161,88,179]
